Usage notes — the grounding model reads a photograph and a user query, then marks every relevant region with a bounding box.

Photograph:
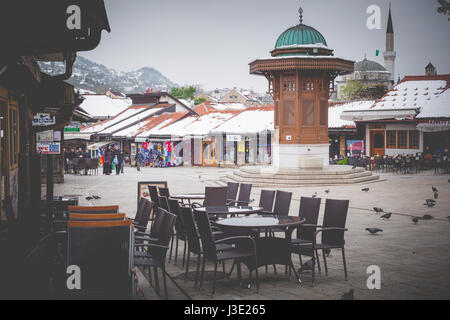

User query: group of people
[102,145,125,175]
[64,147,91,161]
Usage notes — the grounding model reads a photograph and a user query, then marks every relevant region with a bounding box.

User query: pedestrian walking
[113,145,122,175]
[135,149,143,171]
[103,146,113,175]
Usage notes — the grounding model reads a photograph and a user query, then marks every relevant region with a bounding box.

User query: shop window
[386,130,396,148]
[409,131,419,149]
[283,100,295,125]
[397,130,407,148]
[302,99,314,125]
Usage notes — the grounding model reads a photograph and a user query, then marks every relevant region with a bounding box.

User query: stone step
[238,166,366,176]
[232,170,373,181]
[219,174,380,187]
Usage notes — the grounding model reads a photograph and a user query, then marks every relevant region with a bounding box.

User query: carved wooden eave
[249,57,354,75]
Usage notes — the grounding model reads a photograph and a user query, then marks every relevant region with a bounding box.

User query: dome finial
[298,5,303,24]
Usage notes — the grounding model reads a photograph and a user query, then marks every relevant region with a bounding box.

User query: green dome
[275,24,327,49]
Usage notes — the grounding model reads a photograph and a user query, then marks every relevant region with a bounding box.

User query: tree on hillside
[171,86,196,100]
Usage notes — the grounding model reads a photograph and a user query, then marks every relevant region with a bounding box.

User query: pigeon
[373,207,383,213]
[412,217,419,224]
[434,192,438,199]
[298,259,314,273]
[325,189,330,193]
[312,192,317,198]
[432,186,438,192]
[421,214,433,220]
[341,289,355,300]
[425,199,436,203]
[92,195,101,200]
[366,228,383,234]
[85,196,93,201]
[381,213,392,219]
[362,188,369,192]
[424,202,435,207]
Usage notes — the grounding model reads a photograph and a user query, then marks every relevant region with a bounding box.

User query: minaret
[383,3,396,86]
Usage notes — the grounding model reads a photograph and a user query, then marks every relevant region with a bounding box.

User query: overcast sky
[81,0,450,93]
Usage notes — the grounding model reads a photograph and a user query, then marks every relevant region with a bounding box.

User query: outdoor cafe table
[194,206,263,217]
[170,193,205,205]
[213,216,306,283]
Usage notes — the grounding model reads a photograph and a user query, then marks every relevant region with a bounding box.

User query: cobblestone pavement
[53,166,450,300]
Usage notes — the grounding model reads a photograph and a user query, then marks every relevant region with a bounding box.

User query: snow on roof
[79,95,132,118]
[208,103,247,111]
[328,101,374,128]
[211,107,274,134]
[99,107,164,134]
[416,88,450,119]
[371,79,447,110]
[122,112,187,138]
[82,105,153,133]
[274,43,333,51]
[139,110,239,137]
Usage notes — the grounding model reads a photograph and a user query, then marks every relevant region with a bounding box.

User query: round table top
[194,206,263,215]
[214,216,305,229]
[170,193,205,200]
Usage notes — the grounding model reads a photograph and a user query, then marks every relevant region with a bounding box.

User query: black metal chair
[168,198,187,266]
[194,210,259,295]
[203,186,228,207]
[180,206,234,288]
[257,190,276,215]
[132,200,154,234]
[233,183,253,207]
[158,187,170,198]
[158,196,169,211]
[225,182,239,205]
[294,199,349,286]
[291,196,322,280]
[134,209,177,299]
[269,190,292,235]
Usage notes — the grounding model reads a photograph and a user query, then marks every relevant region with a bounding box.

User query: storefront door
[370,130,385,156]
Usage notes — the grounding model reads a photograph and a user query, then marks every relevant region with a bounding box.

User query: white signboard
[226,135,241,142]
[36,130,54,142]
[33,113,55,126]
[36,142,61,154]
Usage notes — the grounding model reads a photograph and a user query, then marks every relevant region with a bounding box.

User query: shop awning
[87,141,112,150]
[340,108,417,122]
[64,132,92,141]
[417,120,450,133]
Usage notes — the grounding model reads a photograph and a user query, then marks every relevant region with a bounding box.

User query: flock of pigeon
[365,186,445,234]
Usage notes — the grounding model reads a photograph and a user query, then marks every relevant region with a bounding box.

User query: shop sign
[36,142,61,154]
[36,130,54,142]
[65,122,80,132]
[33,113,55,126]
[227,135,241,142]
